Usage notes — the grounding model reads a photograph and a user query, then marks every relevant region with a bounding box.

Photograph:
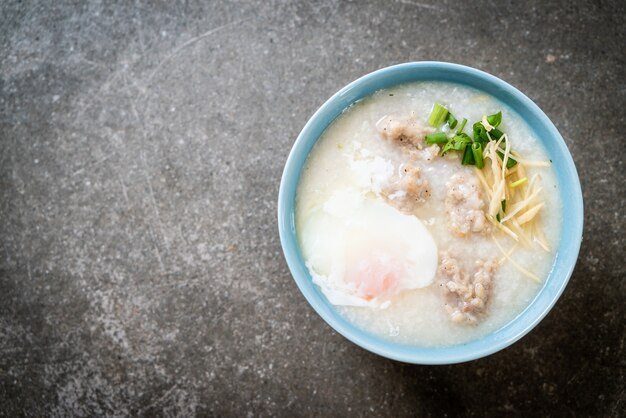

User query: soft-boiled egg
[300,189,438,308]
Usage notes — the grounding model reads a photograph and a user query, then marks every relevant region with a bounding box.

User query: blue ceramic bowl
[277,62,583,364]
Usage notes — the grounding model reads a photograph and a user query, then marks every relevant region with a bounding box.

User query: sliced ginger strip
[517,202,545,225]
[492,235,541,283]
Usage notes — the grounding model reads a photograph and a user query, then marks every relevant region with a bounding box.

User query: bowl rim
[277,61,583,364]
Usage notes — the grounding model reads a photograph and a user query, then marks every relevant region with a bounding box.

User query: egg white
[301,189,438,308]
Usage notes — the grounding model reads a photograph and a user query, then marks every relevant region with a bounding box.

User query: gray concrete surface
[0,0,624,416]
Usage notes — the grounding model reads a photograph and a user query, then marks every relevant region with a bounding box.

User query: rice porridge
[295,81,562,347]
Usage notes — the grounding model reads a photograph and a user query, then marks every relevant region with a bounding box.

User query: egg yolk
[346,258,400,300]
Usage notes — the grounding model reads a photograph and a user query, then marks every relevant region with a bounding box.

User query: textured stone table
[1,1,624,416]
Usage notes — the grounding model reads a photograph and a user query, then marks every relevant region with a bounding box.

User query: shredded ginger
[475,126,551,281]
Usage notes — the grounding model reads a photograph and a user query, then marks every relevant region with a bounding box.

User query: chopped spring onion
[497,149,518,168]
[457,118,467,133]
[425,132,449,144]
[472,142,484,168]
[447,113,458,129]
[487,111,502,127]
[441,142,453,155]
[473,122,489,144]
[510,177,528,188]
[461,145,475,165]
[453,133,472,146]
[501,199,507,212]
[489,127,504,140]
[441,134,471,155]
[428,103,449,127]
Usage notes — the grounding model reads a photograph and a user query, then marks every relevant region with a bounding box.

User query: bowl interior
[278,62,583,364]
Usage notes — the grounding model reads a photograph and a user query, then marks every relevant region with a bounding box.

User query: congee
[295,81,562,347]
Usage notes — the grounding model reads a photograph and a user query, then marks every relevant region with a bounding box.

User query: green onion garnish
[428,103,449,127]
[471,142,484,168]
[441,134,471,155]
[461,145,475,165]
[489,127,504,140]
[426,105,519,171]
[473,122,489,145]
[456,118,467,133]
[452,133,472,148]
[497,150,518,168]
[510,177,528,188]
[425,132,449,144]
[496,213,501,222]
[447,113,458,129]
[487,111,502,127]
